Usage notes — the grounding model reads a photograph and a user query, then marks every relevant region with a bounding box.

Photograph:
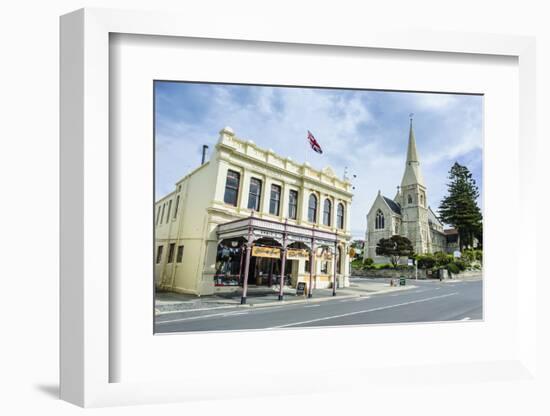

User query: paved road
[155,278,482,334]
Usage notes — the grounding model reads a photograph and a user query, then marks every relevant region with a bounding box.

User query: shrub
[351,259,364,270]
[380,263,393,269]
[454,259,467,271]
[447,262,460,275]
[433,251,453,267]
[396,264,413,270]
[462,249,483,264]
[364,257,374,266]
[417,254,436,270]
[474,250,483,262]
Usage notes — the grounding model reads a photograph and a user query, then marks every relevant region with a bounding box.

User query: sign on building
[286,248,309,260]
[252,246,281,259]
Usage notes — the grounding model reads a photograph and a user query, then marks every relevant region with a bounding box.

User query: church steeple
[401,115,425,187]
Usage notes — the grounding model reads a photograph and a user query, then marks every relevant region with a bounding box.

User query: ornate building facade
[155,127,353,298]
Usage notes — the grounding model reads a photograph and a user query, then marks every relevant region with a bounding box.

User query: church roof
[383,196,401,215]
[428,206,443,227]
[401,118,425,188]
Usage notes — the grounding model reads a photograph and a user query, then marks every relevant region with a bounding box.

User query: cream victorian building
[155,127,353,301]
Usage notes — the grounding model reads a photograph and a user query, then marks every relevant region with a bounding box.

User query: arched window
[337,203,345,229]
[308,194,318,223]
[420,194,424,206]
[323,199,332,226]
[375,209,385,229]
[408,194,413,204]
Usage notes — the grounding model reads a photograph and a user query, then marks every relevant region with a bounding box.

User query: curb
[155,284,417,315]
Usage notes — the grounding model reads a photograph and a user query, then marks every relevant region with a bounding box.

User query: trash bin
[399,277,406,286]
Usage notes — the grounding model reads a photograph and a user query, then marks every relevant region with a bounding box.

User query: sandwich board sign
[296,282,306,296]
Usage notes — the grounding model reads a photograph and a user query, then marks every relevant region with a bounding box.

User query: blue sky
[155,82,483,239]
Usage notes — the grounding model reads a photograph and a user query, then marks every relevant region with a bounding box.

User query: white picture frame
[60,8,537,408]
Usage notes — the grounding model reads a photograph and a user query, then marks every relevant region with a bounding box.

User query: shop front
[216,215,346,304]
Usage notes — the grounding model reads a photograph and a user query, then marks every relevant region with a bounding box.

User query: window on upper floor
[155,205,161,225]
[167,243,175,263]
[156,245,164,264]
[174,195,180,219]
[408,194,413,204]
[375,209,385,229]
[247,177,262,211]
[166,199,172,223]
[160,203,166,224]
[420,194,424,206]
[323,199,332,226]
[308,194,318,223]
[337,203,345,229]
[176,245,184,263]
[269,184,281,216]
[224,170,240,206]
[288,190,298,220]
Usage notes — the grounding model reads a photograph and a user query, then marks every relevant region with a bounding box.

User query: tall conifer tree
[438,162,482,249]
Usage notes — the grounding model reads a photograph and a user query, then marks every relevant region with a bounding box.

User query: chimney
[201,145,209,165]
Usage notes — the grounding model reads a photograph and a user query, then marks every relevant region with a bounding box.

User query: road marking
[222,311,249,317]
[461,317,471,321]
[304,304,320,308]
[267,292,459,329]
[156,309,250,324]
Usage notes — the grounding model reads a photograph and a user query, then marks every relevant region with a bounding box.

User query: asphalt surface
[154,278,482,334]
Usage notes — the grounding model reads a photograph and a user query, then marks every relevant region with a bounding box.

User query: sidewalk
[155,279,416,315]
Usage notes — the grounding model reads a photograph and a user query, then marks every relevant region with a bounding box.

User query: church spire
[401,114,425,187]
[406,115,419,164]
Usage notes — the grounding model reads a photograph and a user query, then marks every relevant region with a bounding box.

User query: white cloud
[156,85,483,239]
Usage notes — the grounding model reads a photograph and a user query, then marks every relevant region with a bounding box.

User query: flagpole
[304,130,308,168]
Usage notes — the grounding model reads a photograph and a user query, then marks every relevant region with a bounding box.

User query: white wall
[2,1,548,415]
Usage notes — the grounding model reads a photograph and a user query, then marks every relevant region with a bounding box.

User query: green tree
[375,235,414,267]
[438,162,483,250]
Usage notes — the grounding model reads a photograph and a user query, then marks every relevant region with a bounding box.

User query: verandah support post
[279,220,288,301]
[279,248,286,301]
[309,230,315,298]
[333,237,338,296]
[241,218,254,304]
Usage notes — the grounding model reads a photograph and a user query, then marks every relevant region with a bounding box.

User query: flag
[307,130,323,154]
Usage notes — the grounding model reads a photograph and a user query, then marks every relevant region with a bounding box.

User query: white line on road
[156,309,250,324]
[461,317,471,321]
[304,304,320,308]
[222,311,249,317]
[267,292,459,329]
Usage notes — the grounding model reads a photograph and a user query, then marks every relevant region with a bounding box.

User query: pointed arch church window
[408,194,413,204]
[375,210,385,229]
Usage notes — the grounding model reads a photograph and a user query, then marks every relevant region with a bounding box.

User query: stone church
[365,118,449,262]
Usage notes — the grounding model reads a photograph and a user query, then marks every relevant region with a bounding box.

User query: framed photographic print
[60,8,537,408]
